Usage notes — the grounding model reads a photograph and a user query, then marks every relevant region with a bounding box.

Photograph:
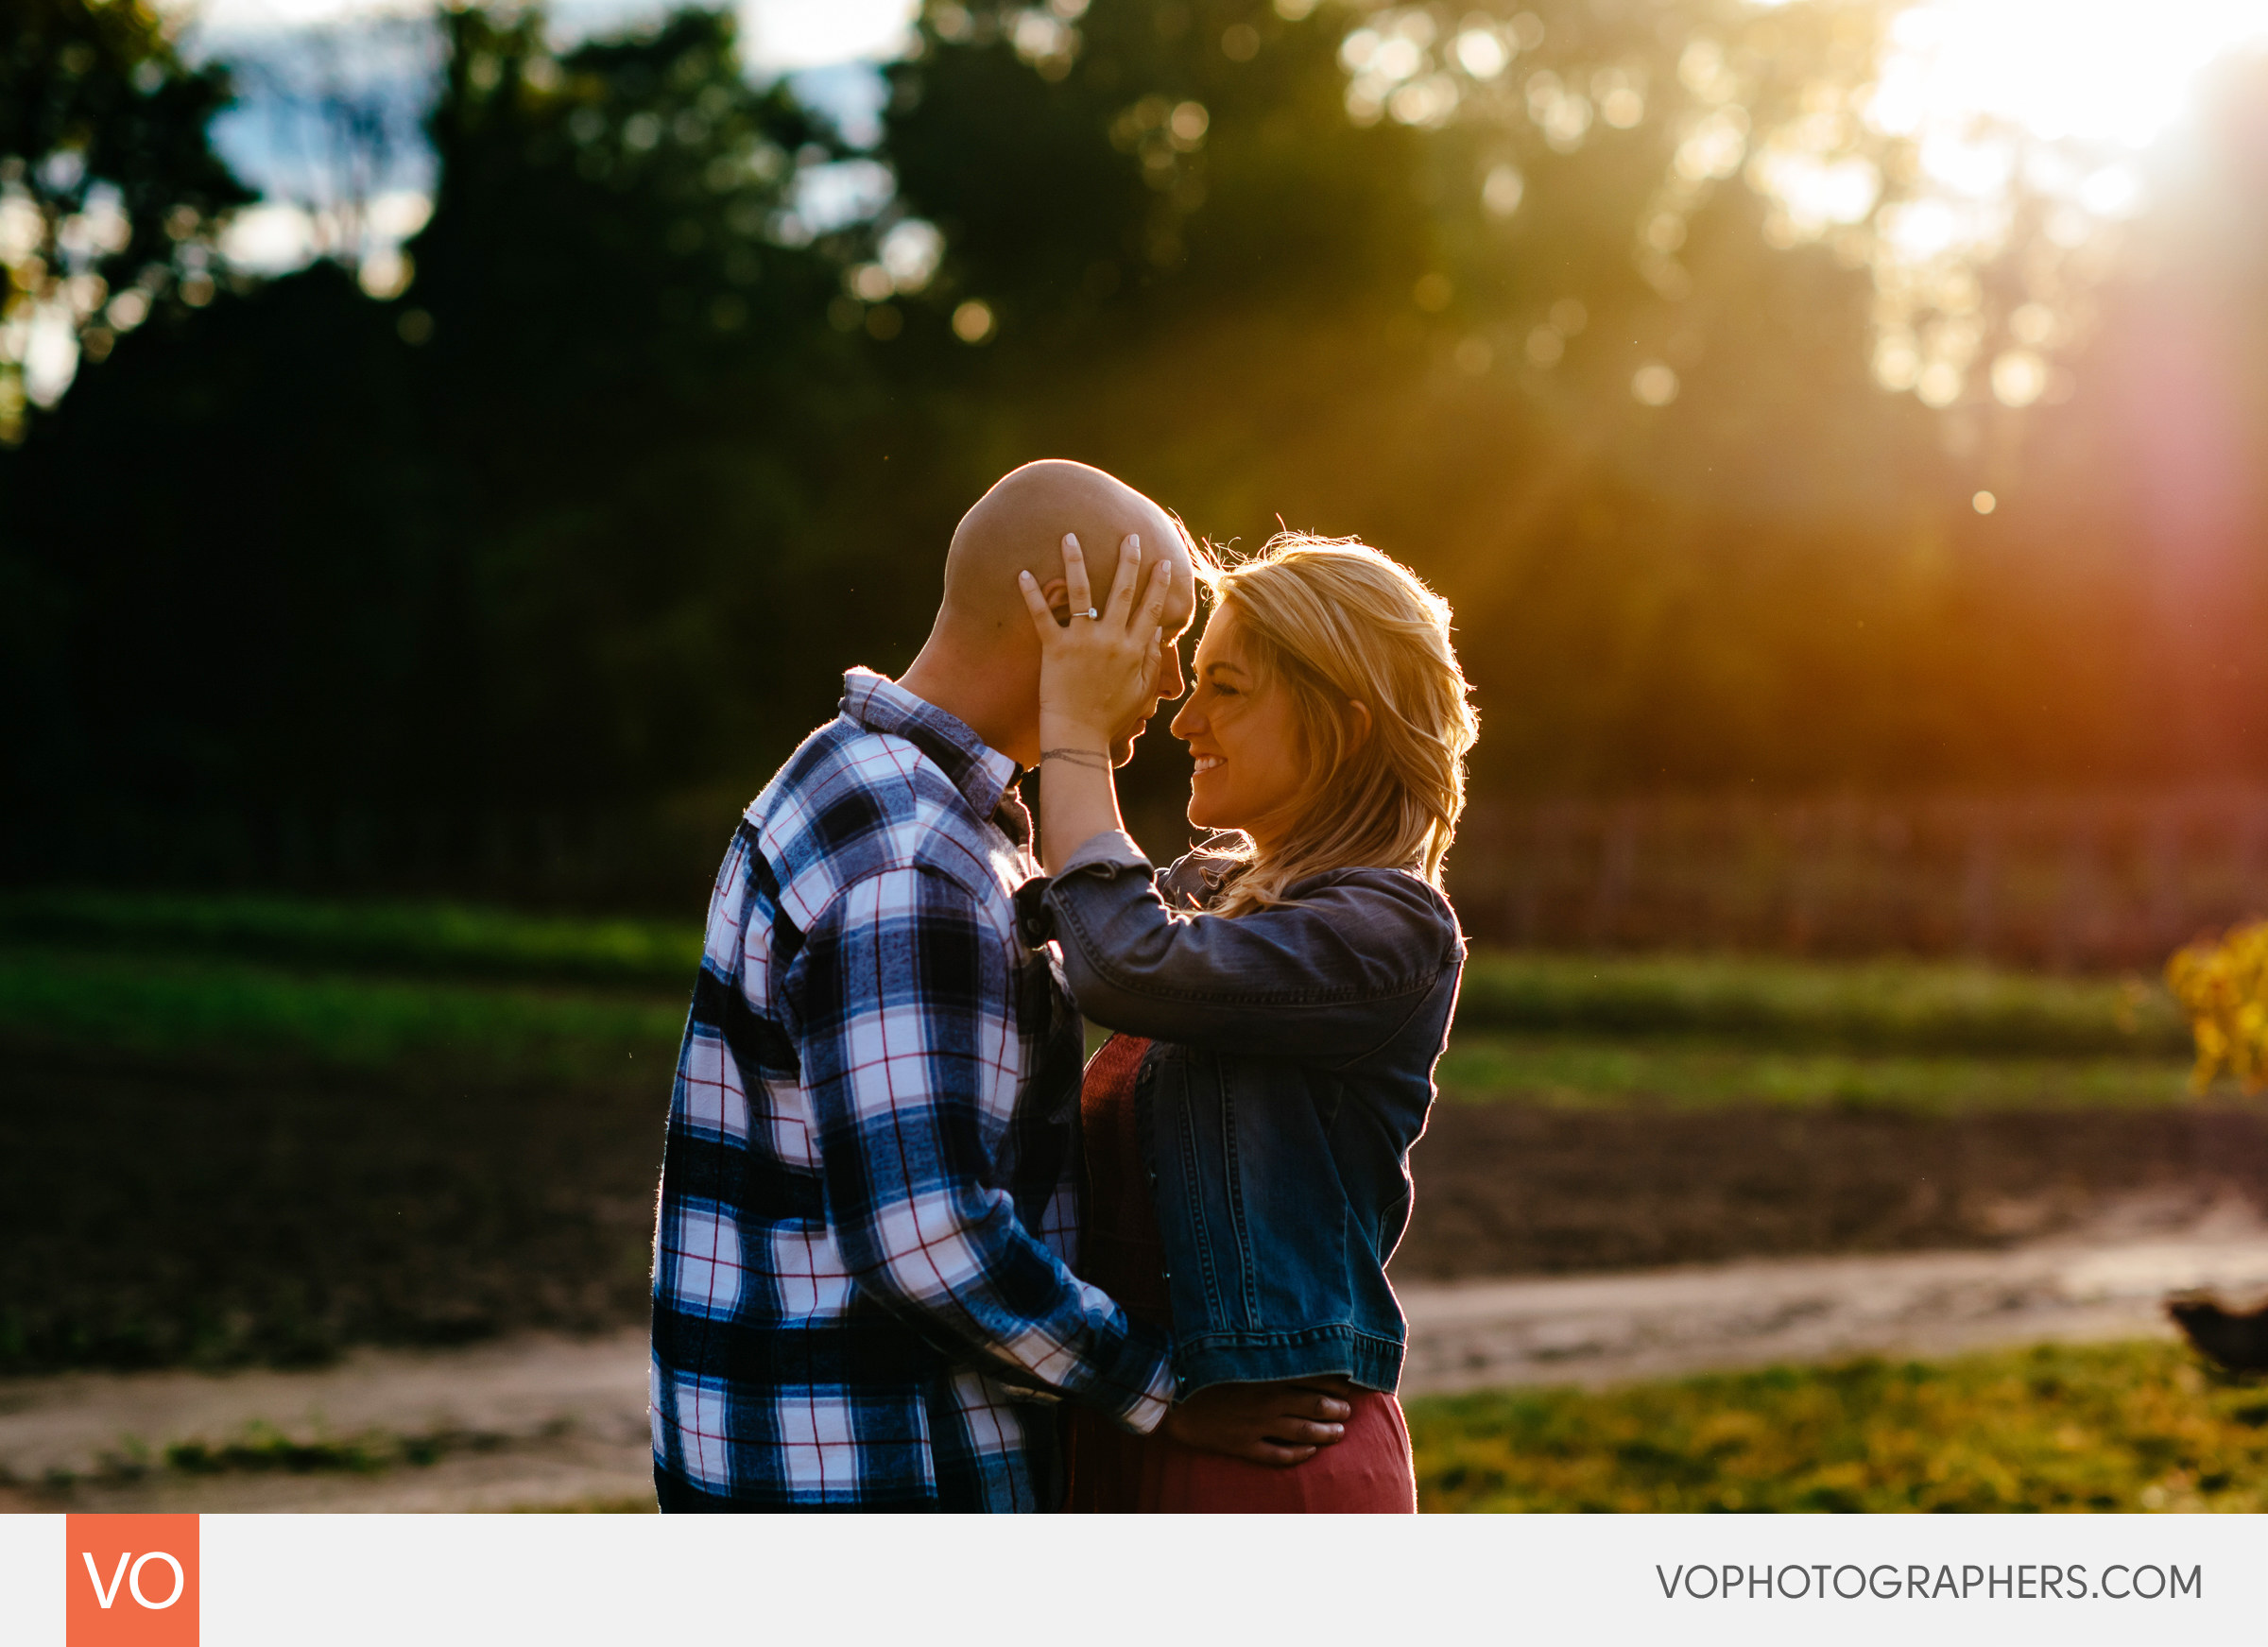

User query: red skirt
[1064,1384,1418,1513]
[1062,1034,1417,1514]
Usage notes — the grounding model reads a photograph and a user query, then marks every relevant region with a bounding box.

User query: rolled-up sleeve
[1040,841,1457,1062]
[793,865,1172,1433]
[1056,828,1154,882]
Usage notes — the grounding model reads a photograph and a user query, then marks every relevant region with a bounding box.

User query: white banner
[3,1512,2262,1646]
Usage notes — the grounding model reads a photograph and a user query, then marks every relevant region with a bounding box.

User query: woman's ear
[1346,698,1373,747]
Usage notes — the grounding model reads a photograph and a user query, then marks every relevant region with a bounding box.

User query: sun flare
[1864,0,2268,152]
[1736,0,2268,404]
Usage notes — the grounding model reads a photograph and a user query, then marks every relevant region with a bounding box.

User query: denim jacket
[1025,830,1466,1397]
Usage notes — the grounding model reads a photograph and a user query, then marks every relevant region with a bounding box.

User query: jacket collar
[839,668,1022,831]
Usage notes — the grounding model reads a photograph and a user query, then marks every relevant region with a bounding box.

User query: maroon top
[1062,1034,1417,1513]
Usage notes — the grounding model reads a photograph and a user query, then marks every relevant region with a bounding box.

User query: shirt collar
[839,668,1021,823]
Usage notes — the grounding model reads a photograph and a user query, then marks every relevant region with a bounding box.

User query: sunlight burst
[1861,0,2268,152]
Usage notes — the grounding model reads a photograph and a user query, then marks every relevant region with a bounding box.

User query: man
[650,459,1349,1510]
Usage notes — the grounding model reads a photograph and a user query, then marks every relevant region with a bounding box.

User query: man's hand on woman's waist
[1162,1378,1358,1467]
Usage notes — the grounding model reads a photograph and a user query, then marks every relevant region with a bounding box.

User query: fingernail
[1064,533,1079,549]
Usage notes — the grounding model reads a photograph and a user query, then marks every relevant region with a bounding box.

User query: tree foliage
[3,0,2265,906]
[0,0,250,439]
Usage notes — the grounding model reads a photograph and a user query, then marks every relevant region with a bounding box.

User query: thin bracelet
[1040,747,1111,771]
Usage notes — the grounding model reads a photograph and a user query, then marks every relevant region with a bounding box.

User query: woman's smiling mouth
[1193,755,1224,773]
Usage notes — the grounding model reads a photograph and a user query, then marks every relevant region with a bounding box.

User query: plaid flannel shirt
[650,670,1173,1511]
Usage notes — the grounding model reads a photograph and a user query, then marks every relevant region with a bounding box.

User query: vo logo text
[66,1516,198,1646]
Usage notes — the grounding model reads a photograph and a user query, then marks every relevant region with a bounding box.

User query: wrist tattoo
[1040,747,1112,772]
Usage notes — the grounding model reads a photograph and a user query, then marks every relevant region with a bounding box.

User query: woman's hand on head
[1017,532,1172,751]
[1160,1378,1353,1467]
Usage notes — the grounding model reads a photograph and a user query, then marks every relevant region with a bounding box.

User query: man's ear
[1037,576,1073,626]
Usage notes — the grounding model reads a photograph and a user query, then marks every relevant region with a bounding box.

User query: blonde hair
[1195,534,1478,917]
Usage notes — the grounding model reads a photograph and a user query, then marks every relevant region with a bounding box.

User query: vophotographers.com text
[1657,1563,2202,1602]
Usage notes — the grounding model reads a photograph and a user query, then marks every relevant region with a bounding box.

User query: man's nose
[1154,647,1186,701]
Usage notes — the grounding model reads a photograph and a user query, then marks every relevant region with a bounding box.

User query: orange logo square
[66,1515,198,1646]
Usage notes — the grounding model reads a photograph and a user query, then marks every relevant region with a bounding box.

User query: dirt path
[9,1212,2265,1513]
[1399,1100,2268,1278]
[0,1330,655,1513]
[1402,1224,2268,1397]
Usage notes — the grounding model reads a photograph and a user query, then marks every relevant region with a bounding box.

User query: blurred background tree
[0,0,250,438]
[2,0,2264,911]
[2,0,253,872]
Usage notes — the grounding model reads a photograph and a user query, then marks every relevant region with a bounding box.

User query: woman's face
[1170,604,1309,850]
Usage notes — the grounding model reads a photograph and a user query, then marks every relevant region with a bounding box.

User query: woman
[1013,527,1478,1512]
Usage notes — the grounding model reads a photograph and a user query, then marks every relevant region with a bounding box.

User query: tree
[397,6,894,813]
[0,0,250,442]
[2,4,907,895]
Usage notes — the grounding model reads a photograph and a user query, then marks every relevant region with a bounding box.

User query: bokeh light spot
[1482,163,1525,216]
[1600,86,1646,129]
[879,220,943,293]
[1916,361,1964,407]
[1391,76,1461,127]
[1376,37,1423,79]
[952,299,996,344]
[1455,28,1508,79]
[1990,350,2048,407]
[1972,490,1997,514]
[1873,335,1921,391]
[1632,361,1679,405]
[2010,302,2056,347]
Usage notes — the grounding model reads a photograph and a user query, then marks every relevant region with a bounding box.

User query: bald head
[898,458,1201,769]
[938,459,1195,637]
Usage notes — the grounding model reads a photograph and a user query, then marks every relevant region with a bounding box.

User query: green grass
[14,947,2192,1108]
[1457,950,2190,1057]
[1437,1033,2199,1112]
[0,888,704,989]
[0,946,685,1075]
[0,894,2213,1108]
[1407,1339,2268,1512]
[0,891,2194,1057]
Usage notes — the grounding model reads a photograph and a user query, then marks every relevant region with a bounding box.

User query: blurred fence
[1446,789,2268,969]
